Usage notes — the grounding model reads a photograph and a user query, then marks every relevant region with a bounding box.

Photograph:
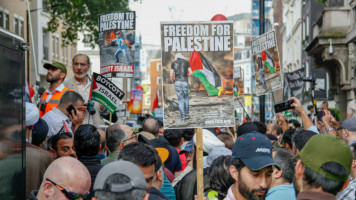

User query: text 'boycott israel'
[90,73,125,113]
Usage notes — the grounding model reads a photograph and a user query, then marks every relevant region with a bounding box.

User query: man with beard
[293,134,353,200]
[64,54,104,126]
[49,132,76,159]
[39,62,71,118]
[225,132,279,200]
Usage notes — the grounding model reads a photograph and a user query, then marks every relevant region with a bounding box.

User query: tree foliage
[44,0,130,48]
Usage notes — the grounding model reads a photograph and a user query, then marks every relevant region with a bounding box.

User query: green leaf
[45,0,130,48]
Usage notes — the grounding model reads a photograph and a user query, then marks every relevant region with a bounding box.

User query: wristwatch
[328,127,334,131]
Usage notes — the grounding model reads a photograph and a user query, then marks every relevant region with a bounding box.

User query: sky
[129,0,251,45]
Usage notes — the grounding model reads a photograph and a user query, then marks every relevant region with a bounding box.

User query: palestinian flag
[90,73,125,113]
[189,50,222,96]
[152,90,158,116]
[261,51,276,73]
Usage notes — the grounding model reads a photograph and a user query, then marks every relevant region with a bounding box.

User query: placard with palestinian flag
[161,21,235,129]
[251,30,282,95]
[90,73,125,114]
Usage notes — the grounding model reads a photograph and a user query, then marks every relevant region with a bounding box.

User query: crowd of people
[23,53,356,200]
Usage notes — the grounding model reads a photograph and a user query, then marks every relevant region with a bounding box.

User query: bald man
[139,117,159,140]
[29,157,91,200]
[119,124,137,143]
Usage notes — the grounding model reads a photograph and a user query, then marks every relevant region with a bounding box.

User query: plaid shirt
[337,178,356,200]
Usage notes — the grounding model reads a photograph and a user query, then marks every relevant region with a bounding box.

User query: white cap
[26,102,39,126]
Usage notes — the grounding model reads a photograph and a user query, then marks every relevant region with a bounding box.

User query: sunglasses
[46,178,89,200]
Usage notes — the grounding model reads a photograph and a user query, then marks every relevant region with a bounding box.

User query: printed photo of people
[161,21,235,129]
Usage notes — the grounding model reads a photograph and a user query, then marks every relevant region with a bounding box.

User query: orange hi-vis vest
[39,87,71,118]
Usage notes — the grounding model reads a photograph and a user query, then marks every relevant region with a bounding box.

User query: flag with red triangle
[90,73,125,113]
[152,90,158,116]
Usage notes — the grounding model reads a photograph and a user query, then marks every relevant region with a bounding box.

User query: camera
[87,100,96,115]
[274,100,294,113]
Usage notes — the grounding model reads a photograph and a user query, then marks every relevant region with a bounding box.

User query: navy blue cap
[180,141,194,154]
[232,132,278,170]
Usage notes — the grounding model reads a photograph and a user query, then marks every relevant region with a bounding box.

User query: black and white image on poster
[161,21,235,129]
[251,30,282,95]
[283,68,305,103]
[98,11,136,78]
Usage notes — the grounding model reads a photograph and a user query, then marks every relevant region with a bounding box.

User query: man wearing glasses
[29,157,91,200]
[101,124,137,165]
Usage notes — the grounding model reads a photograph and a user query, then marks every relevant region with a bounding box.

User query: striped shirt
[42,107,73,138]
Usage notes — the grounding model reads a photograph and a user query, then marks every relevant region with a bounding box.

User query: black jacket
[78,156,103,200]
[28,190,38,200]
[149,187,169,200]
[171,58,190,82]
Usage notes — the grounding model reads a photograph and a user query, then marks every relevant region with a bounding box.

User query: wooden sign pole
[196,128,204,200]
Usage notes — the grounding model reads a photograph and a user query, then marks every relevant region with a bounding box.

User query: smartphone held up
[274,100,294,113]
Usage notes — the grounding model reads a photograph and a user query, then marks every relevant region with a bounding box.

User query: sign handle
[109,77,113,125]
[196,128,204,200]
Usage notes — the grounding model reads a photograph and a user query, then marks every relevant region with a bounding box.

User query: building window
[157,76,161,85]
[42,0,49,12]
[4,10,9,30]
[146,97,151,105]
[14,16,19,35]
[245,50,250,59]
[83,34,91,48]
[43,29,49,60]
[157,62,161,72]
[19,19,24,37]
[147,87,151,94]
[0,9,3,27]
[52,35,59,60]
[157,90,161,98]
[62,39,68,62]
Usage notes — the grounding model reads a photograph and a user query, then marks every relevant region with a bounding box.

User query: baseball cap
[232,132,278,170]
[180,141,194,155]
[236,122,259,137]
[203,147,232,168]
[43,62,67,74]
[94,160,147,192]
[337,117,356,131]
[296,134,352,182]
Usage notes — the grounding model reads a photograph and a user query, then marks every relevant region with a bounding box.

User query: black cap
[233,132,279,170]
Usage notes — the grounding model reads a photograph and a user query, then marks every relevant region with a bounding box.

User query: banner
[98,11,136,78]
[161,21,235,129]
[90,73,125,113]
[283,68,305,103]
[251,30,282,95]
[130,89,143,114]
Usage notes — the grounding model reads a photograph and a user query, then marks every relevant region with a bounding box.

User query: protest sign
[283,68,305,103]
[98,11,136,78]
[90,73,125,113]
[130,89,143,114]
[161,21,235,129]
[251,30,282,95]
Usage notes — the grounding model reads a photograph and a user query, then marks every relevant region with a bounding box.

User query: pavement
[163,90,235,129]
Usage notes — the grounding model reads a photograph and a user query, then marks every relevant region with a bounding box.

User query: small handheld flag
[90,73,125,114]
